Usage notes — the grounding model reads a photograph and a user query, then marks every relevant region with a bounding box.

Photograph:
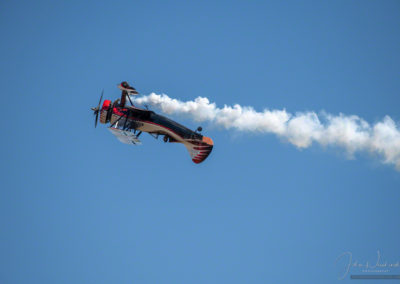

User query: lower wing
[108,127,142,145]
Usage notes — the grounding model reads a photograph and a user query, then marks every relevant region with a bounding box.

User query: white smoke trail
[133,93,400,170]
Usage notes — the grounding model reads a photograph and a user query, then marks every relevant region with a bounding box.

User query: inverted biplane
[91,82,213,164]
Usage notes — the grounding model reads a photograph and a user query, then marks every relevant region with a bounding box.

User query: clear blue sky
[1,1,399,283]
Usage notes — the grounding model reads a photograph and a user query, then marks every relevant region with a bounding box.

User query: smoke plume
[133,93,400,170]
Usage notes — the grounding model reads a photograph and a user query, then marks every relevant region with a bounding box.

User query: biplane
[91,82,214,164]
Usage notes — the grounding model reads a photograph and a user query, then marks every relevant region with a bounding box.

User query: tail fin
[184,136,214,164]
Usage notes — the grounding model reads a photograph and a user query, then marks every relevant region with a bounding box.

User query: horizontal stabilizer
[108,127,142,145]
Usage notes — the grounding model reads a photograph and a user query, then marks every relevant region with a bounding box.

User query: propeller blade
[98,89,103,108]
[95,111,99,128]
[92,89,104,128]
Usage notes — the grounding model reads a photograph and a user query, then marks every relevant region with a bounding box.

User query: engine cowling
[99,100,112,124]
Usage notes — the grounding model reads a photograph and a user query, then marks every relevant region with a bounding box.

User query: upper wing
[108,127,142,145]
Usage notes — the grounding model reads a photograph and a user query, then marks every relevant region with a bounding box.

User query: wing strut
[110,111,126,128]
[127,95,135,107]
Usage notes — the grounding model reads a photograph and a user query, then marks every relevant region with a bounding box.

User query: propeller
[91,89,103,128]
